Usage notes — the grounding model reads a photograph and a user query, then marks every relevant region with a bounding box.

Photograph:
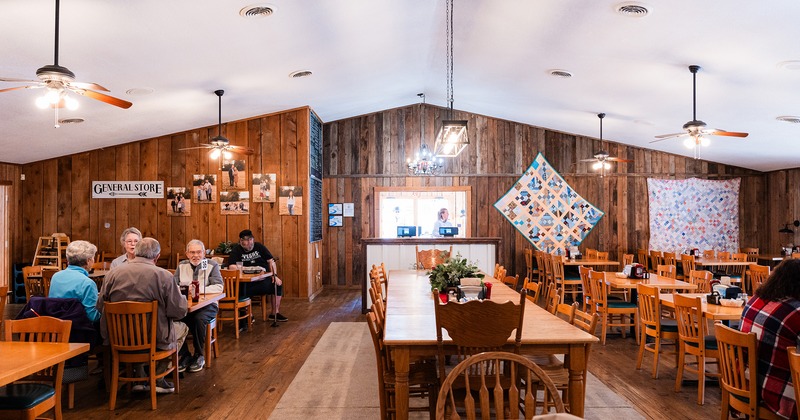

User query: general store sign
[92,181,164,199]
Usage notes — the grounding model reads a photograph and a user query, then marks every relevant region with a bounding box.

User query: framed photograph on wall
[328,203,342,215]
[167,187,191,216]
[192,174,217,203]
[220,191,250,215]
[329,215,343,227]
[221,159,247,191]
[279,186,303,216]
[252,173,276,203]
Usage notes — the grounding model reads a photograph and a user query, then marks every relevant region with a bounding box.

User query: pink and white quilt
[647,178,740,252]
[494,153,604,255]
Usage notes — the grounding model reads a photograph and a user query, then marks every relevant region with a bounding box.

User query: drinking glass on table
[236,261,243,271]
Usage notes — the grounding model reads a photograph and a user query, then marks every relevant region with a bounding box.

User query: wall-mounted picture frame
[279,186,303,216]
[328,203,343,215]
[343,203,354,217]
[329,215,343,227]
[220,191,249,215]
[192,174,217,203]
[252,173,277,203]
[167,187,191,216]
[221,159,247,191]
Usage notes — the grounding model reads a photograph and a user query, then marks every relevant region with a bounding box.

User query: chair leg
[636,332,646,370]
[109,356,119,410]
[149,362,157,410]
[652,336,660,379]
[675,343,686,393]
[261,295,268,321]
[600,314,608,345]
[172,351,180,394]
[68,383,75,409]
[697,355,705,405]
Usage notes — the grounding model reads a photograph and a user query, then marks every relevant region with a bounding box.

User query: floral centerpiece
[428,254,484,292]
[215,241,234,255]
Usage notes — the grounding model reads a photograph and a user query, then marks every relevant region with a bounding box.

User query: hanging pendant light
[433,0,468,158]
[408,94,443,175]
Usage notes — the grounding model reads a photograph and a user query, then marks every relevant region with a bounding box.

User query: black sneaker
[188,355,205,373]
[155,378,175,394]
[178,354,191,373]
[268,313,289,322]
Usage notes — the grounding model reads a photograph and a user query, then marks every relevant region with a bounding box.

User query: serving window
[373,186,470,239]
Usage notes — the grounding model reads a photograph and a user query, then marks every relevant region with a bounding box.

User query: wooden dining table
[659,293,744,321]
[694,258,752,268]
[0,342,90,387]
[605,273,698,291]
[383,270,598,419]
[188,292,225,312]
[563,259,620,267]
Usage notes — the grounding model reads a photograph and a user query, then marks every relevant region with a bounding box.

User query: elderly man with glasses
[227,229,286,323]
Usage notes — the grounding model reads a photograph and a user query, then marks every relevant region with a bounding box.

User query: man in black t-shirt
[227,229,287,322]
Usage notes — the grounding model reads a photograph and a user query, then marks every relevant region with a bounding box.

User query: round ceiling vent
[615,2,650,17]
[777,115,800,124]
[548,69,573,78]
[58,118,84,125]
[289,70,313,78]
[239,4,275,18]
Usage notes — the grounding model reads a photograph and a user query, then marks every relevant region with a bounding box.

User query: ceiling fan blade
[179,146,213,151]
[708,129,749,138]
[0,85,39,93]
[69,81,110,92]
[77,89,132,109]
[228,145,255,154]
[606,157,633,162]
[653,132,686,140]
[0,76,39,83]
[579,158,599,162]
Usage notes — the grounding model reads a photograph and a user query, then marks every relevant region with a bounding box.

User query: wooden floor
[4,289,722,419]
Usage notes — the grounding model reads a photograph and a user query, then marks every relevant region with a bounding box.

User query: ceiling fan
[651,65,748,159]
[0,0,132,122]
[180,90,254,159]
[579,113,632,177]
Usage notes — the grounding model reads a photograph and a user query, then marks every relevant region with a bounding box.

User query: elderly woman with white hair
[49,239,101,323]
[111,227,142,268]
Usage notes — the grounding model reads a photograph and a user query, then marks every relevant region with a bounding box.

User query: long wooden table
[188,292,225,312]
[605,273,697,291]
[694,258,752,268]
[0,342,90,387]
[563,259,620,267]
[659,293,744,321]
[383,270,598,418]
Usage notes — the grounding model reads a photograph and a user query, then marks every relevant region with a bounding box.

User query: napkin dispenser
[707,290,722,305]
[625,263,646,279]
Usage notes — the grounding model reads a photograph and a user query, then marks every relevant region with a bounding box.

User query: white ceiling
[2,0,800,171]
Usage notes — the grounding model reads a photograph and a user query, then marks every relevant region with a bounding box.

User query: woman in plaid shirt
[740,259,800,419]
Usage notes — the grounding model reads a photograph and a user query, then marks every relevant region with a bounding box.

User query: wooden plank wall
[765,169,800,253]
[13,107,318,300]
[321,103,768,290]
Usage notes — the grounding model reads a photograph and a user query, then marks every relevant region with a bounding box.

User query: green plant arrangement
[215,241,234,254]
[428,254,484,292]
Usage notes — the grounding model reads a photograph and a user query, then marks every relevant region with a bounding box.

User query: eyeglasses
[187,250,204,255]
[124,240,139,245]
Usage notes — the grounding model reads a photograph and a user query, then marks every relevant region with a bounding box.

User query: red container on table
[484,282,492,299]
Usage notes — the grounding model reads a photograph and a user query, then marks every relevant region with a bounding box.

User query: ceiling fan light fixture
[683,137,695,149]
[700,136,710,147]
[223,150,233,160]
[209,148,221,160]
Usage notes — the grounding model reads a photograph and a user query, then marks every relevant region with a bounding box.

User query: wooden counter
[362,237,500,313]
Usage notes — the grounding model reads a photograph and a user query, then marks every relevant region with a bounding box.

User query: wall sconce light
[779,220,800,234]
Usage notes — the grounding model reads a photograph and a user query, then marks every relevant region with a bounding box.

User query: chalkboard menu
[309,112,323,242]
[309,176,322,242]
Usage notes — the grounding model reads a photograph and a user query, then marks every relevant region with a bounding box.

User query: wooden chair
[22,265,46,301]
[555,300,577,324]
[534,250,546,285]
[740,247,759,263]
[0,286,7,330]
[0,316,71,420]
[590,270,637,345]
[521,277,541,304]
[649,250,663,272]
[436,351,565,419]
[42,268,58,297]
[100,251,115,262]
[544,283,561,315]
[541,253,555,299]
[728,252,748,280]
[523,248,537,287]
[501,274,519,290]
[586,249,598,260]
[596,251,609,261]
[493,263,507,281]
[432,288,527,381]
[104,300,179,410]
[552,255,581,304]
[792,252,800,260]
[367,311,437,420]
[748,264,770,294]
[663,252,682,279]
[673,293,720,405]
[204,316,219,368]
[680,254,696,281]
[218,269,252,339]
[715,323,783,420]
[717,251,731,261]
[622,253,634,266]
[702,250,716,259]
[687,270,713,293]
[636,248,649,267]
[90,261,111,271]
[656,264,677,279]
[578,265,593,312]
[415,245,452,270]
[636,284,678,379]
[788,347,800,413]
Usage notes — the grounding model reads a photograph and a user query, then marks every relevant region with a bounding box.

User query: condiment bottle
[191,278,200,302]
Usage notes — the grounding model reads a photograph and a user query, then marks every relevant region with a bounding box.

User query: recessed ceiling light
[615,2,650,17]
[548,69,573,78]
[289,70,313,79]
[777,115,800,124]
[58,118,84,125]
[125,87,154,96]
[239,4,276,18]
[777,61,800,71]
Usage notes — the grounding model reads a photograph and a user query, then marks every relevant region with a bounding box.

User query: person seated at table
[739,259,800,419]
[98,237,188,394]
[173,239,223,373]
[49,240,102,325]
[227,229,286,322]
[110,226,142,268]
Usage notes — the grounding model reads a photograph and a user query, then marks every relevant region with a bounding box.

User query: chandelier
[433,0,468,158]
[408,97,442,175]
